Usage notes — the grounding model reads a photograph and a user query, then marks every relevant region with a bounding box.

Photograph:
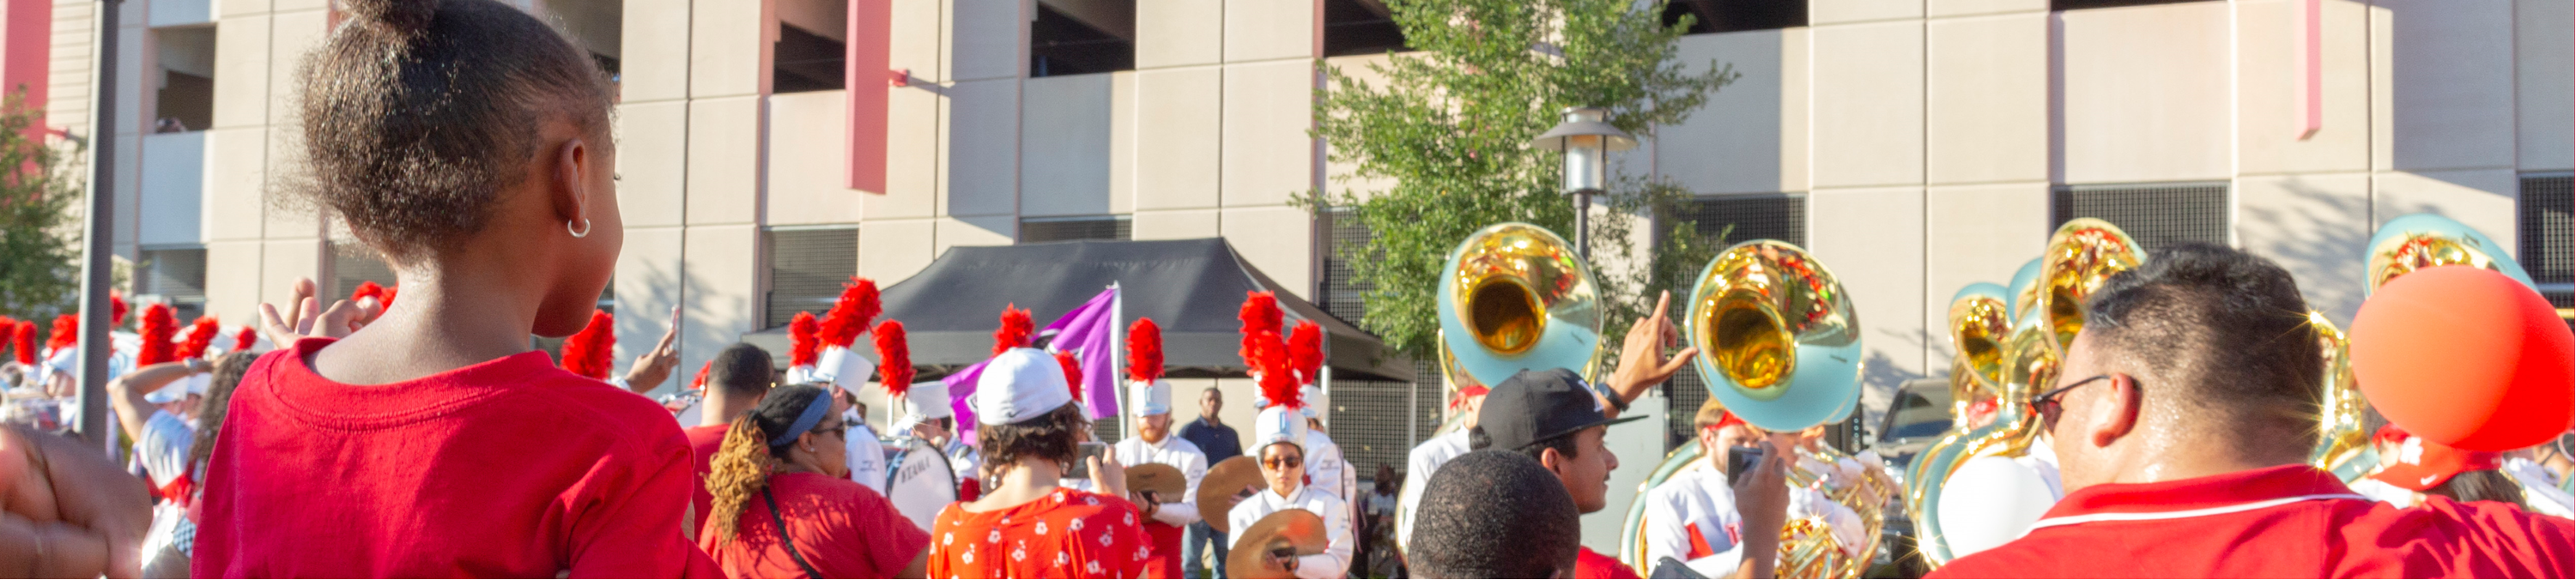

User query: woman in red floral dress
[929,347,1155,578]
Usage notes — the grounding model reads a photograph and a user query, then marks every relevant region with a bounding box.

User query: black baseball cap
[1476,368,1647,451]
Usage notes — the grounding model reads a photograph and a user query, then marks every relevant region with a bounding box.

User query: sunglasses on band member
[1262,455,1303,469]
[2031,374,2114,432]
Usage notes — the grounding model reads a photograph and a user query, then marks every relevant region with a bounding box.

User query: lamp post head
[1531,107,1636,196]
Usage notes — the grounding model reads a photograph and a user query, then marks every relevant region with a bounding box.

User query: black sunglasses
[1262,455,1303,469]
[2031,374,2113,432]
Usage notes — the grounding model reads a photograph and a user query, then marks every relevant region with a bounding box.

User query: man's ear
[2087,373,2144,448]
[1539,447,1566,474]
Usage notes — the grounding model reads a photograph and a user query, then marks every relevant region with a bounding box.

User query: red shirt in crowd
[684,424,730,530]
[928,487,1155,578]
[1930,465,2576,578]
[193,339,721,577]
[1574,546,1643,579]
[699,471,930,578]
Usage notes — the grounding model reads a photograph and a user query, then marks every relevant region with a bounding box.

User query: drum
[884,438,959,531]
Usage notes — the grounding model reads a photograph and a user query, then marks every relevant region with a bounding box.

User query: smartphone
[1725,445,1766,486]
[1064,442,1108,480]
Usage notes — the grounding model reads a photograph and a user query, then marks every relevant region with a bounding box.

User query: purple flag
[945,287,1124,435]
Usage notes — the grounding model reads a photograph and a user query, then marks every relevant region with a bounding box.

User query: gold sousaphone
[2314,213,2543,480]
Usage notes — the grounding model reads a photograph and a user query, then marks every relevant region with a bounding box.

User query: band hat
[813,345,876,394]
[1252,404,1309,454]
[973,347,1074,426]
[1298,384,1323,419]
[1477,368,1646,452]
[902,380,954,420]
[143,376,186,404]
[1130,378,1173,417]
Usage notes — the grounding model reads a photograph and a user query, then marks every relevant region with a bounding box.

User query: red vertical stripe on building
[1,0,50,136]
[847,0,891,194]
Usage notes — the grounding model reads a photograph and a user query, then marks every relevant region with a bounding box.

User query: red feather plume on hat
[1054,350,1083,404]
[1127,317,1162,384]
[0,317,12,364]
[110,293,127,327]
[230,326,258,353]
[561,310,615,380]
[11,320,34,365]
[817,278,881,348]
[1249,329,1297,409]
[45,315,76,353]
[788,311,821,368]
[136,303,178,366]
[874,320,914,397]
[1288,320,1323,386]
[381,285,398,307]
[351,281,386,306]
[689,361,712,391]
[1239,291,1282,340]
[993,305,1033,355]
[176,317,221,360]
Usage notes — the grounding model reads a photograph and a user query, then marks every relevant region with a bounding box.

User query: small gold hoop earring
[567,219,591,238]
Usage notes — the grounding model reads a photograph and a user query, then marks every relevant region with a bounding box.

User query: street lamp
[1530,107,1636,261]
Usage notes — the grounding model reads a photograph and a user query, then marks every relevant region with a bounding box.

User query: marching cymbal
[1125,462,1186,498]
[1224,509,1329,580]
[1197,456,1265,534]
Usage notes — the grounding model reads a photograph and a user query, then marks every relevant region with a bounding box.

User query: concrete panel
[2060,3,2233,184]
[685,95,761,226]
[1928,0,2047,18]
[1780,27,1810,194]
[1806,187,1927,422]
[1223,0,1312,63]
[2515,0,2574,171]
[270,0,322,12]
[1811,21,1924,189]
[1021,73,1114,217]
[1108,71,1136,214]
[766,90,864,227]
[950,0,1021,82]
[888,0,945,83]
[218,0,268,18]
[1810,0,1922,25]
[871,83,943,219]
[615,100,688,228]
[1220,205,1313,300]
[1131,208,1219,240]
[1927,13,2046,185]
[2236,173,2372,323]
[1136,0,1221,69]
[1319,54,1395,200]
[209,14,264,130]
[2373,168,2520,253]
[1659,31,1791,195]
[2379,0,2515,172]
[1134,66,1221,210]
[619,0,692,103]
[137,132,204,245]
[1221,60,1313,208]
[2236,0,2372,176]
[261,124,318,237]
[203,127,264,241]
[203,239,261,323]
[258,238,321,310]
[946,79,1020,217]
[689,0,767,98]
[262,9,324,127]
[681,225,761,379]
[936,214,1015,251]
[858,218,936,281]
[1924,183,2049,361]
[615,226,685,392]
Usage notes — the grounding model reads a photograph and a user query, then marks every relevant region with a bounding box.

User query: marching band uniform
[1116,378,1209,578]
[1395,428,1470,547]
[1641,462,1745,576]
[1228,403,1355,579]
[1270,386,1357,503]
[845,412,889,494]
[927,348,1152,579]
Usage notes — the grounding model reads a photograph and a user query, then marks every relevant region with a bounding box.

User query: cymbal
[1223,509,1329,580]
[1197,456,1265,534]
[1125,462,1186,498]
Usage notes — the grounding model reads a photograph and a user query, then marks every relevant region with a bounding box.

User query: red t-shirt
[1574,546,1642,579]
[927,487,1156,578]
[1930,465,2576,578]
[193,339,722,578]
[699,472,930,578]
[684,424,730,530]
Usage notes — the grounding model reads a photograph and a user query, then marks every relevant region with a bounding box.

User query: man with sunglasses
[1228,391,1354,578]
[1931,244,2573,578]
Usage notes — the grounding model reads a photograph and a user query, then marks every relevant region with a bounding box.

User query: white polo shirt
[1642,464,1745,576]
[1227,483,1354,579]
[1115,435,1210,526]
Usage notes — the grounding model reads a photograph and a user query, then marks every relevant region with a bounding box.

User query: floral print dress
[928,487,1158,578]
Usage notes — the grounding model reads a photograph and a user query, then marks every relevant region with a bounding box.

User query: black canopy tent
[742,238,1415,383]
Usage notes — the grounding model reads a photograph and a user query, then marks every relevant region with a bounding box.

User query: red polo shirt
[1574,547,1641,579]
[1930,465,2575,578]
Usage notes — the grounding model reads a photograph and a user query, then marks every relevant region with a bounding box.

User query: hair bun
[343,0,436,33]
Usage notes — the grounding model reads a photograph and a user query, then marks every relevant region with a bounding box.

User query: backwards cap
[973,347,1072,426]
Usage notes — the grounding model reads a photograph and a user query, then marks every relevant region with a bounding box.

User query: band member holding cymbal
[1110,319,1210,577]
[1227,330,1354,578]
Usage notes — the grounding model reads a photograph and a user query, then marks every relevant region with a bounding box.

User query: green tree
[0,90,83,321]
[1306,0,1737,363]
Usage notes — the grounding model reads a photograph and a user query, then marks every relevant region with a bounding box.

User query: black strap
[763,487,826,578]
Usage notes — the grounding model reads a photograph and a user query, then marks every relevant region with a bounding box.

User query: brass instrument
[2034,219,2144,353]
[2364,213,2537,296]
[1903,283,2015,565]
[2307,311,2374,481]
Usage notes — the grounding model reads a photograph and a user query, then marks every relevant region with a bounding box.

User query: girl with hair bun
[193,0,713,577]
[700,384,931,578]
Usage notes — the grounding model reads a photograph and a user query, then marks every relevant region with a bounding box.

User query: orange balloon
[2350,266,2574,451]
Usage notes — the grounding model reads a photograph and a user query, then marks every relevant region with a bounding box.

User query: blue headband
[768,390,836,447]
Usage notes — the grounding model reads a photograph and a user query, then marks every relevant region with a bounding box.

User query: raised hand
[1603,291,1700,413]
[257,277,375,347]
[621,307,683,393]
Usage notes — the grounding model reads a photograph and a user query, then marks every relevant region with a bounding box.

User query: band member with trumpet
[1639,397,1791,578]
[1228,332,1355,578]
[1930,244,2575,578]
[928,347,1150,578]
[1112,318,1211,577]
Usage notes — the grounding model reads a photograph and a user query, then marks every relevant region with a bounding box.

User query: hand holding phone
[1065,442,1108,480]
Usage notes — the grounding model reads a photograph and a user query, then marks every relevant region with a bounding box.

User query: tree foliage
[0,90,79,321]
[1307,0,1737,363]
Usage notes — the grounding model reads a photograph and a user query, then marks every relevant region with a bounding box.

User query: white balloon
[1937,455,2060,557]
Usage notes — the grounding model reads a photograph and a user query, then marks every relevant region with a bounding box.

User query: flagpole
[1108,281,1124,440]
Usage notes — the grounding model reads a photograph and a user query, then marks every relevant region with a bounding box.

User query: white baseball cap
[973,347,1072,426]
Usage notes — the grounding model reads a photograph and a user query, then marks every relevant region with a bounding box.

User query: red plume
[176,317,221,359]
[1054,350,1083,404]
[111,293,127,327]
[351,281,386,306]
[380,285,398,307]
[874,320,914,397]
[561,310,615,379]
[788,311,821,368]
[45,315,76,353]
[993,305,1033,355]
[0,317,11,364]
[230,326,258,353]
[12,321,34,365]
[1288,320,1324,386]
[689,361,712,390]
[1249,329,1297,408]
[817,278,882,348]
[1126,317,1163,384]
[1239,291,1282,340]
[136,303,178,366]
